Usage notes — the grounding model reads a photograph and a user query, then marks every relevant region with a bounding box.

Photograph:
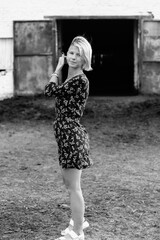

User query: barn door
[141,20,160,94]
[14,20,57,95]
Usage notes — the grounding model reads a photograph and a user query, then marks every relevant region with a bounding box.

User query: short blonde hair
[71,36,92,71]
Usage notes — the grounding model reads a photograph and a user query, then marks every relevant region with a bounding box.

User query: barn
[1,1,160,98]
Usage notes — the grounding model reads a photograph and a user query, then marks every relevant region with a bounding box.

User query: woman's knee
[64,178,81,191]
[61,168,81,190]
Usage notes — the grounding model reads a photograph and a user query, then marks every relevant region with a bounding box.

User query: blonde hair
[71,36,92,71]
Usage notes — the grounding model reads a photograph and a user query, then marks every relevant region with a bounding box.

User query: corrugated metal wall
[0,38,14,100]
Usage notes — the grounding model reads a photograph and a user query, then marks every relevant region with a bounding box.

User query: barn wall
[0,38,14,100]
[14,21,54,96]
[1,0,160,23]
[141,20,160,94]
[1,1,160,98]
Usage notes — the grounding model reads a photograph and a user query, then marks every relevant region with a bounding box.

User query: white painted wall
[1,0,160,39]
[0,0,160,99]
[1,0,160,21]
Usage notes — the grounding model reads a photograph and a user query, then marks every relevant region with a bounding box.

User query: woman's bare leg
[61,168,84,236]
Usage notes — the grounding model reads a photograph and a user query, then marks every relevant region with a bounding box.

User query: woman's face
[67,45,84,70]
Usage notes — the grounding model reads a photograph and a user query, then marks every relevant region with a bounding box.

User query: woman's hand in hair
[55,53,66,74]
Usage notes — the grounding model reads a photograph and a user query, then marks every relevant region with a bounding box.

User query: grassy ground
[0,95,160,240]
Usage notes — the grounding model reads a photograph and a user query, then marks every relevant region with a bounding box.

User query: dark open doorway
[57,19,138,96]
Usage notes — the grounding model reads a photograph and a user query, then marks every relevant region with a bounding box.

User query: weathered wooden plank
[141,62,160,94]
[143,21,160,61]
[14,20,55,95]
[14,21,53,54]
[143,37,160,61]
[141,20,160,94]
[15,56,53,95]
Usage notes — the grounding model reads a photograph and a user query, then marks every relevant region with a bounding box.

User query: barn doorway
[57,18,138,96]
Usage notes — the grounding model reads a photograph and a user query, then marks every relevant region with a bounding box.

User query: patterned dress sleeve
[44,82,65,97]
[74,77,89,98]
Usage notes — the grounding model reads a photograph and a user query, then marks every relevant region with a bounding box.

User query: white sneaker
[61,219,89,236]
[56,230,84,240]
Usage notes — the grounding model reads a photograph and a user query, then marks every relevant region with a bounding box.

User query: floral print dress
[44,74,92,170]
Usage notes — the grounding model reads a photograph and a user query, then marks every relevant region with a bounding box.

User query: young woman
[44,36,93,240]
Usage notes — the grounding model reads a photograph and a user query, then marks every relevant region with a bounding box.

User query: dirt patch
[0,95,160,240]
